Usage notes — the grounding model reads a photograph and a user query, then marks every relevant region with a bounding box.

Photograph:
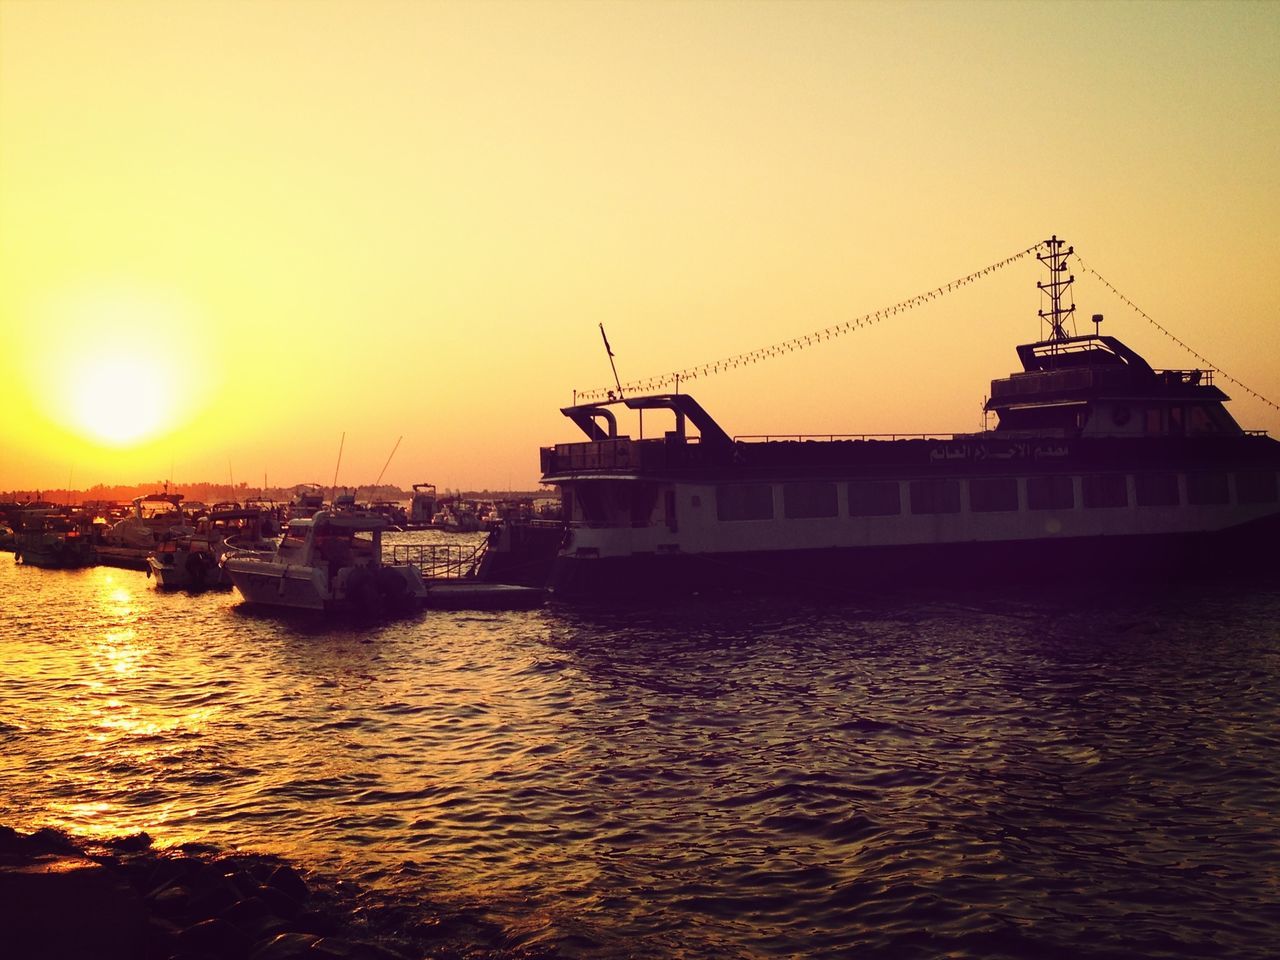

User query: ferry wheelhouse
[533,240,1280,597]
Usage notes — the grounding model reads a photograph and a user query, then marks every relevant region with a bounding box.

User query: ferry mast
[1037,235,1076,342]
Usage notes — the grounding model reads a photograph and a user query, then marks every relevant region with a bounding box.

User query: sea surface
[2,536,1278,959]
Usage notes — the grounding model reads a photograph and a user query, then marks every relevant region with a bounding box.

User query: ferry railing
[1155,368,1214,386]
[388,540,487,581]
[734,433,955,442]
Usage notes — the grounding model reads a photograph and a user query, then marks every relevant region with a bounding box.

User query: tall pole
[375,436,403,487]
[330,432,345,505]
[599,323,623,398]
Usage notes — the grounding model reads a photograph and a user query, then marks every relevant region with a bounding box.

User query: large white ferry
[515,238,1280,598]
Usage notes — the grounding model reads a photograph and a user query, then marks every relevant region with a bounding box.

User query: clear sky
[2,0,1277,492]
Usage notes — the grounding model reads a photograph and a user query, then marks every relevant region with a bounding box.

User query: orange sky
[2,0,1277,492]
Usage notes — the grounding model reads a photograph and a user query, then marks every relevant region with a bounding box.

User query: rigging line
[574,241,1047,402]
[1076,255,1280,412]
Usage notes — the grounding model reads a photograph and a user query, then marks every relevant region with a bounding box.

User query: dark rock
[0,824,23,853]
[115,831,153,852]
[0,854,148,960]
[148,882,196,920]
[187,872,246,918]
[145,855,205,898]
[177,916,252,958]
[266,863,310,903]
[293,907,347,937]
[142,914,182,960]
[248,930,322,960]
[256,880,304,919]
[29,827,80,853]
[222,895,289,942]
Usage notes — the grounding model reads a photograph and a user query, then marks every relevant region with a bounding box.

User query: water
[2,546,1278,959]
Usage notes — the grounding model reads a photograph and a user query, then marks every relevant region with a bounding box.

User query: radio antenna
[599,323,623,399]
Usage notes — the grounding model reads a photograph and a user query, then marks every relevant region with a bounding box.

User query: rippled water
[2,542,1279,959]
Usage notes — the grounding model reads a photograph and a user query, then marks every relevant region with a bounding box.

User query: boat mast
[1036,235,1076,343]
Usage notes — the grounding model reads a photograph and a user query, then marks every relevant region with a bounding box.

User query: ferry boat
[222,509,427,613]
[526,238,1280,598]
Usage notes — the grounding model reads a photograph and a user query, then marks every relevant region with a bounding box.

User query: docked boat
[287,484,326,520]
[146,506,273,589]
[434,500,484,533]
[13,510,98,569]
[222,509,427,613]
[407,482,438,528]
[515,237,1280,598]
[105,492,194,549]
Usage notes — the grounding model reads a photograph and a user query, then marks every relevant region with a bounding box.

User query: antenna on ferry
[1036,235,1076,342]
[599,323,624,399]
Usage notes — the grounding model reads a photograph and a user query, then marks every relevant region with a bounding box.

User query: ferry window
[716,484,774,521]
[1236,470,1278,504]
[1135,472,1180,506]
[629,484,659,526]
[783,482,838,519]
[1188,406,1218,434]
[1144,407,1162,435]
[848,481,901,517]
[969,477,1018,512]
[1027,475,1074,511]
[1186,472,1229,505]
[1169,406,1185,436]
[909,479,961,514]
[576,483,608,524]
[1083,474,1128,509]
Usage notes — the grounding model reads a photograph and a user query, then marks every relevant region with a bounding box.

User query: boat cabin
[985,333,1243,439]
[277,510,386,570]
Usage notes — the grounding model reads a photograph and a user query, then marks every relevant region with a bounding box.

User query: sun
[23,284,209,449]
[68,352,171,445]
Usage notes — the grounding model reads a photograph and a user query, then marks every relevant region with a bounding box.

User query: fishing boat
[222,509,427,613]
[515,237,1280,598]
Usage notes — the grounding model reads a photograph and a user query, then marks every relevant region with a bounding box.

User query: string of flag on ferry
[1074,256,1280,413]
[577,239,1279,414]
[576,242,1044,402]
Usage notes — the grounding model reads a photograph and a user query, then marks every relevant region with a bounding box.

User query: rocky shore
[0,825,549,960]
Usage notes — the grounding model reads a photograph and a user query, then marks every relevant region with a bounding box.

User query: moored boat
[508,237,1280,598]
[101,491,194,568]
[222,510,427,613]
[147,506,273,589]
[13,510,98,569]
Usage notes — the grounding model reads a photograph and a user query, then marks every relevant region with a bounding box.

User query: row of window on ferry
[716,470,1280,521]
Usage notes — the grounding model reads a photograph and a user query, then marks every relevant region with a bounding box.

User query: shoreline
[0,824,548,960]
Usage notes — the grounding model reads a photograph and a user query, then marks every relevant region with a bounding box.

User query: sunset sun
[68,353,170,445]
[23,287,209,451]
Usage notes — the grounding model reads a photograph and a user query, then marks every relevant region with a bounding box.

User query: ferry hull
[547,515,1280,599]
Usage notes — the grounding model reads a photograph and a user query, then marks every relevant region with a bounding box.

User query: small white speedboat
[222,510,426,614]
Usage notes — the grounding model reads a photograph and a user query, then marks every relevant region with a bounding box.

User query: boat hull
[547,513,1280,599]
[423,580,546,610]
[147,553,229,590]
[224,559,427,613]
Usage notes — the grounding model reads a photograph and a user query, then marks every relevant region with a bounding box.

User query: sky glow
[2,0,1277,491]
